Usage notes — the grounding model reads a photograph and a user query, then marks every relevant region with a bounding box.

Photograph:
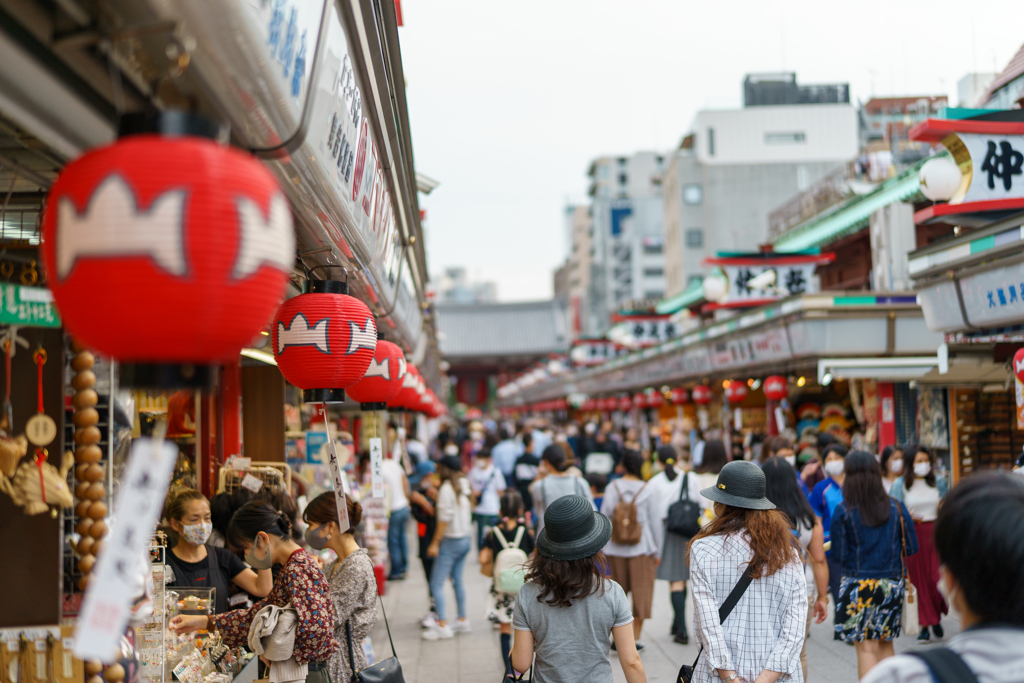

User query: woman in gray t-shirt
[530,445,594,535]
[511,495,646,683]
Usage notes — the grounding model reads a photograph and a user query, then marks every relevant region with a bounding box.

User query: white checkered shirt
[690,532,807,683]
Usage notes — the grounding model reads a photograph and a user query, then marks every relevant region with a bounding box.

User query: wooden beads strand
[70,341,104,591]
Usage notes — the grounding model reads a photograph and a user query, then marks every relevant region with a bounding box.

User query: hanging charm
[26,349,57,447]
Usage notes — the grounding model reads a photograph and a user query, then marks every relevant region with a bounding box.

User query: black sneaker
[673,633,689,645]
[933,624,944,639]
[917,626,931,642]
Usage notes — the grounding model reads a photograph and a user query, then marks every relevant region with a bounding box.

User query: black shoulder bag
[346,593,405,683]
[666,472,702,537]
[678,572,754,683]
[909,648,979,683]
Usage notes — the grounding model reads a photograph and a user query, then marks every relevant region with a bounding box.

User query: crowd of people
[157,414,1024,683]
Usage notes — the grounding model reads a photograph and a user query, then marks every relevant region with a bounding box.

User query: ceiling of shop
[0,110,62,244]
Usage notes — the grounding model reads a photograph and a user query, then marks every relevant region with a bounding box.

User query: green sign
[0,284,61,328]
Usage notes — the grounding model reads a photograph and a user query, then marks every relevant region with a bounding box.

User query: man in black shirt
[513,432,540,516]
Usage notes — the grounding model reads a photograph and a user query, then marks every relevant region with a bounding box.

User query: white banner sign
[324,439,350,533]
[75,438,178,661]
[722,263,817,302]
[370,437,384,498]
[958,134,1024,202]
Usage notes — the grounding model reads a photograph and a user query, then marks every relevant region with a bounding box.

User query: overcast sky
[399,0,1023,302]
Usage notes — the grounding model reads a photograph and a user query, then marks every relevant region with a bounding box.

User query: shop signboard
[611,317,680,347]
[704,253,833,308]
[954,134,1024,203]
[710,327,792,370]
[570,340,625,366]
[0,284,61,327]
[918,260,1024,332]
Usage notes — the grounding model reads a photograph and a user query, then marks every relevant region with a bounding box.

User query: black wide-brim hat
[536,494,611,561]
[700,460,777,510]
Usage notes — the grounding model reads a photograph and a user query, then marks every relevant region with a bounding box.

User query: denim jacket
[829,499,918,580]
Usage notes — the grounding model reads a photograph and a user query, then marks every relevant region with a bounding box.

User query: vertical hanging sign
[1016,377,1024,430]
[324,438,350,533]
[75,437,178,660]
[370,438,384,498]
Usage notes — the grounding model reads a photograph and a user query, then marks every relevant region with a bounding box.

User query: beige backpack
[611,481,649,545]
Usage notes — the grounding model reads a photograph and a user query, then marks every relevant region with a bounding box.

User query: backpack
[666,472,701,537]
[493,526,529,595]
[909,648,978,683]
[611,481,649,546]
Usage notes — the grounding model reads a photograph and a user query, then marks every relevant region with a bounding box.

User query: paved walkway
[369,525,960,682]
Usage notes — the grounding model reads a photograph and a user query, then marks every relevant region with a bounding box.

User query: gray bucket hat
[700,460,777,510]
[536,494,611,561]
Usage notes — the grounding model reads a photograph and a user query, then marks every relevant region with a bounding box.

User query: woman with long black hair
[423,453,473,640]
[830,451,918,678]
[170,501,335,683]
[762,457,830,682]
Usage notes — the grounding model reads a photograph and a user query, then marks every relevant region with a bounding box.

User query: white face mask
[824,460,845,477]
[914,462,932,478]
[936,565,959,614]
[888,458,904,474]
[784,456,796,467]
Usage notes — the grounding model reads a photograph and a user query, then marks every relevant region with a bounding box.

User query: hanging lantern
[724,381,749,403]
[691,385,713,405]
[1014,348,1024,384]
[42,125,295,386]
[346,334,406,410]
[670,387,689,405]
[388,363,422,411]
[648,391,664,408]
[617,395,632,412]
[272,280,377,403]
[633,392,646,409]
[764,375,788,401]
[582,398,596,411]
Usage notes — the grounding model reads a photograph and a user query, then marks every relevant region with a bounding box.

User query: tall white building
[583,152,666,336]
[663,102,859,298]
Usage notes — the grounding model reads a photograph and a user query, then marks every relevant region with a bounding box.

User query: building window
[683,184,703,205]
[707,128,715,156]
[685,228,703,248]
[618,174,628,185]
[656,155,664,165]
[598,166,610,179]
[765,131,806,144]
[617,157,627,165]
[643,267,664,277]
[642,243,663,255]
[644,290,664,299]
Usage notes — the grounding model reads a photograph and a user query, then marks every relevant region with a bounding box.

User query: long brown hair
[438,462,468,500]
[525,551,608,607]
[689,505,797,577]
[303,491,363,531]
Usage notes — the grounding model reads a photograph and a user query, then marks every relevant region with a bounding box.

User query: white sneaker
[420,613,438,629]
[450,619,472,633]
[421,624,454,640]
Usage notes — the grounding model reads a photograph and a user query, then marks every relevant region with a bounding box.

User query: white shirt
[405,439,427,466]
[436,478,472,538]
[690,533,806,683]
[695,472,721,512]
[902,481,940,522]
[648,468,703,523]
[861,626,1024,683]
[600,478,663,558]
[380,458,409,512]
[468,463,506,515]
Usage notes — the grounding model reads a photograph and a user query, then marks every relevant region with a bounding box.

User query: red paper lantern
[670,388,689,405]
[724,381,749,403]
[42,134,294,374]
[272,281,377,403]
[617,396,632,412]
[633,392,646,409]
[389,363,422,411]
[582,399,596,411]
[648,392,664,408]
[764,375,788,401]
[691,385,713,405]
[1014,348,1024,383]
[346,337,407,408]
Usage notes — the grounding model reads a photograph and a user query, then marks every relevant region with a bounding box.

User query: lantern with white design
[670,388,689,405]
[272,280,377,403]
[42,124,295,386]
[633,392,647,410]
[648,391,664,409]
[691,385,712,405]
[346,333,406,410]
[763,375,788,436]
[724,381,748,404]
[763,376,788,401]
[388,363,422,411]
[617,396,632,412]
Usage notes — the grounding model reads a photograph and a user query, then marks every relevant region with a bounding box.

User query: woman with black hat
[510,495,647,683]
[689,461,807,683]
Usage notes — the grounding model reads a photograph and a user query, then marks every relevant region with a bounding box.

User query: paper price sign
[240,473,263,493]
[370,437,384,498]
[75,438,178,661]
[324,439,350,533]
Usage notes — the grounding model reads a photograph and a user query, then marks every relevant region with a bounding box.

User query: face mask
[888,458,904,474]
[914,462,931,478]
[180,522,212,546]
[245,534,274,570]
[784,456,796,467]
[304,524,330,551]
[824,460,845,477]
[937,565,959,614]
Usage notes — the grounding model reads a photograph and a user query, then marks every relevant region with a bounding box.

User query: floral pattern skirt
[834,576,905,643]
[486,581,516,624]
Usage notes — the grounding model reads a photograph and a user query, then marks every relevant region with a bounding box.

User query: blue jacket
[809,476,844,543]
[829,498,918,580]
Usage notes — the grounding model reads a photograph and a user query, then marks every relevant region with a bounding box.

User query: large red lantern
[1014,348,1024,383]
[389,363,422,411]
[648,391,664,408]
[724,381,749,403]
[272,280,377,403]
[633,392,647,409]
[670,388,689,405]
[691,385,713,405]
[346,335,406,409]
[42,132,294,384]
[617,395,632,412]
[764,375,788,401]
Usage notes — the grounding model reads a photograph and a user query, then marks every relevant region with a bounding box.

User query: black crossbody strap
[909,649,979,683]
[377,592,397,657]
[345,620,357,680]
[678,472,690,502]
[687,571,754,675]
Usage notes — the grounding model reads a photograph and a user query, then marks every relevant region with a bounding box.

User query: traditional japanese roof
[434,299,570,361]
[977,41,1024,106]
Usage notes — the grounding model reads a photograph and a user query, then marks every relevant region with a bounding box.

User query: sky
[398,0,1024,302]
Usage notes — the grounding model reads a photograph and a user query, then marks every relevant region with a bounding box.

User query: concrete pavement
[368,525,960,682]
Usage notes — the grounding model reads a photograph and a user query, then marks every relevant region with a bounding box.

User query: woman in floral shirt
[171,501,337,680]
[303,492,378,683]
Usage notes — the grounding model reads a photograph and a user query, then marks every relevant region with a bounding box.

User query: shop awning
[655,274,709,315]
[817,357,938,384]
[772,159,927,252]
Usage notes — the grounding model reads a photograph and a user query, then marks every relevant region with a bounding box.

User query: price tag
[324,439,349,533]
[229,456,251,469]
[734,408,743,431]
[774,407,786,432]
[240,474,263,493]
[26,414,56,447]
[370,438,384,498]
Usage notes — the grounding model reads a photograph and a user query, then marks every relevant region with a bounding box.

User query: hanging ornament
[764,375,788,402]
[647,391,664,408]
[724,381,749,404]
[617,395,632,412]
[42,120,295,387]
[272,280,377,403]
[346,334,407,410]
[1013,348,1024,383]
[691,385,713,405]
[388,363,422,411]
[670,387,689,405]
[632,392,647,410]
